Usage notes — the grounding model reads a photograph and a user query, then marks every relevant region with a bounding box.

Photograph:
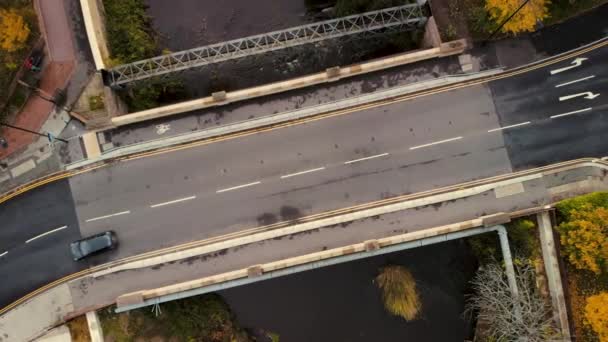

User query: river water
[220,239,477,342]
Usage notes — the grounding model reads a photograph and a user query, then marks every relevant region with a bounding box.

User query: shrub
[375,265,421,321]
[556,192,608,221]
[584,292,608,341]
[103,0,156,63]
[485,0,550,34]
[88,95,105,111]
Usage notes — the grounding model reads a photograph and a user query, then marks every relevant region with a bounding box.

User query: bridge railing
[106,4,427,86]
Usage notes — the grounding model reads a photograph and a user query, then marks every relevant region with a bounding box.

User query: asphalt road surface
[0,44,606,308]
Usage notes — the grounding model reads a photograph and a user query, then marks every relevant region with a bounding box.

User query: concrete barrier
[80,0,109,70]
[110,39,468,127]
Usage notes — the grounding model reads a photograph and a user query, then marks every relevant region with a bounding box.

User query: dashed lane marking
[216,181,261,194]
[409,136,463,150]
[25,225,68,244]
[280,167,326,179]
[85,211,131,223]
[150,196,197,208]
[555,75,595,88]
[487,121,531,133]
[344,153,390,164]
[550,107,592,119]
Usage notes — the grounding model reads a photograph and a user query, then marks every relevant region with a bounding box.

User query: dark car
[70,231,117,261]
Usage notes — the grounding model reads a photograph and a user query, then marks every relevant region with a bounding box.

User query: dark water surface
[220,240,476,342]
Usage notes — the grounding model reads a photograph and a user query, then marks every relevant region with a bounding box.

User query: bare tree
[465,262,560,342]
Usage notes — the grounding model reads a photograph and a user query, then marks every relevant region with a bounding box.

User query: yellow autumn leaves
[485,0,550,34]
[0,8,30,52]
[558,206,608,274]
[584,293,608,342]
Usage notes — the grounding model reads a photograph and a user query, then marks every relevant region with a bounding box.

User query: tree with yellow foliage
[485,0,550,34]
[558,206,608,274]
[0,8,31,52]
[584,292,608,341]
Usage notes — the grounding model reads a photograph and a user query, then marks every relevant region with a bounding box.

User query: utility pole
[484,0,533,43]
[0,122,68,144]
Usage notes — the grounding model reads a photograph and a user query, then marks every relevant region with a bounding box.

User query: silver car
[70,231,117,261]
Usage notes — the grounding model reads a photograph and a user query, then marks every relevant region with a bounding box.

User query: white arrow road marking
[555,75,595,88]
[550,57,587,75]
[550,107,592,119]
[559,92,600,101]
[25,225,68,243]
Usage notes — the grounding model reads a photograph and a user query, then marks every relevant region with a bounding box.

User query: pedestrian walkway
[0,0,89,193]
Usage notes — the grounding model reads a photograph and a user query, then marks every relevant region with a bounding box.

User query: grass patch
[88,95,104,111]
[99,293,250,342]
[375,265,421,321]
[467,217,539,264]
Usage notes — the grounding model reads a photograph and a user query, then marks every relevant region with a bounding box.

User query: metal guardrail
[106,4,427,86]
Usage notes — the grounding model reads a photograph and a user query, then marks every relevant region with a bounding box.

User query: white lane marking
[559,92,600,101]
[487,121,531,133]
[555,75,595,88]
[85,210,131,223]
[409,136,463,150]
[280,167,326,179]
[25,225,68,244]
[344,153,390,165]
[0,251,7,258]
[216,181,261,193]
[550,107,592,119]
[150,195,196,208]
[550,57,587,75]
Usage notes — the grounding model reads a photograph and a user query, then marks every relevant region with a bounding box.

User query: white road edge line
[344,153,390,165]
[217,181,261,193]
[280,167,326,179]
[85,211,131,223]
[25,225,68,244]
[555,75,595,88]
[550,107,592,119]
[409,136,463,150]
[150,195,197,208]
[487,121,531,133]
[0,251,7,258]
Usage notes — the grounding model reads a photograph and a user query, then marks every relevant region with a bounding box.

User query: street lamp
[0,122,68,144]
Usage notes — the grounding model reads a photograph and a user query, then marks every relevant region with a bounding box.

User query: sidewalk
[3,158,606,341]
[0,0,93,192]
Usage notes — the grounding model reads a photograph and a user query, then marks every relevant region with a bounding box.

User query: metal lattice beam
[107,4,427,86]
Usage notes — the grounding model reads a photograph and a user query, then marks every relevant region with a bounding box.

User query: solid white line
[555,75,595,88]
[216,181,261,193]
[150,195,196,208]
[487,121,531,133]
[25,225,68,244]
[280,167,326,179]
[550,107,592,119]
[0,251,7,258]
[85,210,131,223]
[409,136,463,150]
[344,153,390,165]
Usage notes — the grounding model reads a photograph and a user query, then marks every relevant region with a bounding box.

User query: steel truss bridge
[105,4,428,86]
